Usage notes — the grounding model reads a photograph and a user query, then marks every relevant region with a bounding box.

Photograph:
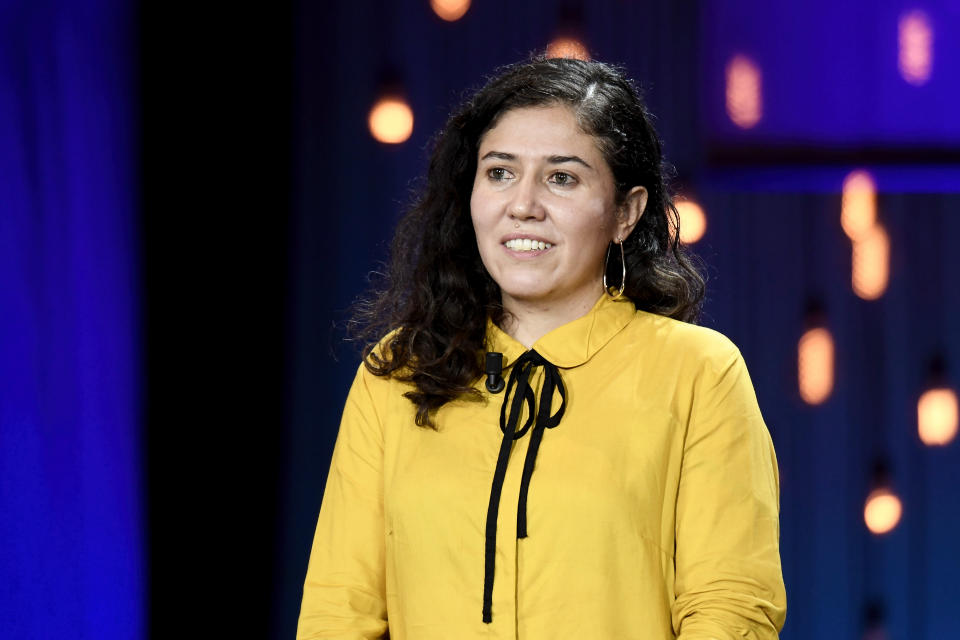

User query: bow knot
[482,349,567,623]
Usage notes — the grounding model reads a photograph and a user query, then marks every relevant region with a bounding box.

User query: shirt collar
[485,294,637,369]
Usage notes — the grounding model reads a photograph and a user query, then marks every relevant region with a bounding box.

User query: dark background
[141,2,292,637]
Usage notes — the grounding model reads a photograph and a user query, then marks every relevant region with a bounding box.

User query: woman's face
[470,104,642,314]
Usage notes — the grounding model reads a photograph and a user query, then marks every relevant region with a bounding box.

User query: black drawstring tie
[482,350,566,624]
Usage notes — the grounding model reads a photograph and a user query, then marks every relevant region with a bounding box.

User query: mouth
[502,237,553,252]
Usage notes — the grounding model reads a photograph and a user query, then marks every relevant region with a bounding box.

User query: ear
[614,186,648,240]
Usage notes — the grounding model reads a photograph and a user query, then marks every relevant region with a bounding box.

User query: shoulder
[347,330,411,399]
[625,309,741,369]
[342,354,417,437]
[606,309,749,396]
[358,328,413,380]
[620,312,766,427]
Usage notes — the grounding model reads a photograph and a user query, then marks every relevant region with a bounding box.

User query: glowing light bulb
[674,201,707,244]
[918,387,958,446]
[798,327,834,405]
[431,0,470,22]
[899,10,933,86]
[841,170,877,241]
[725,54,762,129]
[546,37,590,61]
[368,97,414,144]
[864,488,902,535]
[851,223,889,300]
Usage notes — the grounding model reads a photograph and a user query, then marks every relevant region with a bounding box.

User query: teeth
[505,239,552,252]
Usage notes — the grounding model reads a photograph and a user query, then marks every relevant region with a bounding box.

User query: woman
[297,57,786,639]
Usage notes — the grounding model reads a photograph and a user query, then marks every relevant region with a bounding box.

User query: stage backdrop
[279,2,960,639]
[0,1,143,638]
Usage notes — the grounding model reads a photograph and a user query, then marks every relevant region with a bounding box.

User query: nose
[508,177,545,221]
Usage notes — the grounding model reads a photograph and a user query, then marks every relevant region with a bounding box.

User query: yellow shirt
[298,295,786,639]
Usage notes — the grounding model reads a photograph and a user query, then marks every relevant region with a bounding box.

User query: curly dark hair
[353,57,705,427]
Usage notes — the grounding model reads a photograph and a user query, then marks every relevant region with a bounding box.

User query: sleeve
[672,345,787,639]
[296,364,389,640]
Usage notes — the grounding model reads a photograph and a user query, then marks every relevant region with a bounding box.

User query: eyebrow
[547,155,592,169]
[479,151,593,169]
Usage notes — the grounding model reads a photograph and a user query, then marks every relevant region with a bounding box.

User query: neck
[500,288,605,348]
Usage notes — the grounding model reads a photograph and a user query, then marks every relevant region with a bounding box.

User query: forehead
[478,105,603,159]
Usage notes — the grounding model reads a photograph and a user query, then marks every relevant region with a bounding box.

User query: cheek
[567,198,616,239]
[469,191,496,238]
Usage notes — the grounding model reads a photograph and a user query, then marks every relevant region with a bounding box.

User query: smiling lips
[503,237,553,252]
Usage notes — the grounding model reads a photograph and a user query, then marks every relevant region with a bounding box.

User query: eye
[549,171,577,187]
[487,167,512,182]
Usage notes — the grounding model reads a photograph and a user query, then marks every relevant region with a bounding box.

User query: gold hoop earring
[603,238,626,299]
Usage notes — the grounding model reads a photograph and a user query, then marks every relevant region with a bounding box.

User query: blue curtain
[0,1,143,638]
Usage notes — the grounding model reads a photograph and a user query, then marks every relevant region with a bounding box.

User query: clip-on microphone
[485,352,505,393]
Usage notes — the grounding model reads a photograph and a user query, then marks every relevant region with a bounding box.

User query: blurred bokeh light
[674,200,707,244]
[899,10,933,86]
[546,37,590,61]
[431,0,470,22]
[841,170,877,241]
[368,97,414,144]
[798,326,834,405]
[864,488,903,535]
[918,387,959,446]
[852,223,890,300]
[725,54,762,129]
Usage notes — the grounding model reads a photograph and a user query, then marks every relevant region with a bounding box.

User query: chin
[499,285,555,304]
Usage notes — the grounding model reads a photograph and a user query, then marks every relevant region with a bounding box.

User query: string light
[864,488,902,535]
[725,54,762,129]
[918,388,958,446]
[798,326,834,405]
[546,37,589,61]
[851,223,889,300]
[674,201,707,244]
[431,0,470,22]
[368,97,414,144]
[841,170,877,241]
[898,10,933,86]
[864,461,902,536]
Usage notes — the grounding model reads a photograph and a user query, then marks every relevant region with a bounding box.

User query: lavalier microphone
[485,352,505,393]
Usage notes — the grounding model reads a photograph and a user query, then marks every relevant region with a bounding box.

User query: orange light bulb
[918,387,959,446]
[852,223,890,300]
[864,488,902,535]
[368,97,414,144]
[798,327,834,405]
[841,170,877,241]
[674,201,707,244]
[431,0,470,22]
[545,37,590,61]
